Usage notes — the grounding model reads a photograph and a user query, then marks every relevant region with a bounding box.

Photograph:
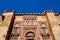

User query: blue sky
[0,0,60,14]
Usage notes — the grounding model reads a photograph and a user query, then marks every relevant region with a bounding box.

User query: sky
[0,0,60,14]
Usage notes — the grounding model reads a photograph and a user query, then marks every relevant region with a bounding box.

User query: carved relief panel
[39,21,50,40]
[22,16,39,40]
[10,21,21,40]
[23,27,37,40]
[9,16,52,40]
[23,27,37,36]
[23,16,38,26]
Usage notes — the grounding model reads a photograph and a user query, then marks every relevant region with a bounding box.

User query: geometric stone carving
[0,10,60,40]
[39,21,47,27]
[40,23,47,27]
[13,21,21,27]
[23,27,37,35]
[39,22,50,40]
[23,16,38,25]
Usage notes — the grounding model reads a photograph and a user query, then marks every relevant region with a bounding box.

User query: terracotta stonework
[0,10,60,40]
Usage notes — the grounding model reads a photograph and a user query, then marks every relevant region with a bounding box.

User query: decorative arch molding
[38,21,48,27]
[24,30,36,40]
[13,21,22,27]
[24,30,36,37]
[40,23,47,27]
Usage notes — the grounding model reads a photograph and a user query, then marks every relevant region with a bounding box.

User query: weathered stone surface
[0,11,15,40]
[0,10,60,40]
[46,12,60,40]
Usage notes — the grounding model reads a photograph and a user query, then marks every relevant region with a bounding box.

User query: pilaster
[46,11,60,40]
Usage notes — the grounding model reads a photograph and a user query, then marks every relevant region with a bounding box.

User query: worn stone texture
[46,12,60,40]
[0,12,15,40]
[0,11,60,40]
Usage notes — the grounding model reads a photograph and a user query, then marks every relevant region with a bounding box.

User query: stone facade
[0,10,60,40]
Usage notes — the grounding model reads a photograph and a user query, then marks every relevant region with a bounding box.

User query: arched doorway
[25,31,35,40]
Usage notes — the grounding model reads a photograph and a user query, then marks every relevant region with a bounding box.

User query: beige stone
[46,12,60,40]
[0,10,60,40]
[0,11,15,40]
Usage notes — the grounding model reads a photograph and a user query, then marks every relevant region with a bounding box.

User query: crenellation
[0,10,60,40]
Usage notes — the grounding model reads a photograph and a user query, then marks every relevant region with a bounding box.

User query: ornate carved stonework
[23,27,37,36]
[9,16,52,40]
[0,11,60,40]
[10,21,21,40]
[39,22,50,40]
[13,21,22,27]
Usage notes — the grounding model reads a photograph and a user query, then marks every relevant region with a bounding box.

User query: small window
[59,24,60,26]
[2,16,5,21]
